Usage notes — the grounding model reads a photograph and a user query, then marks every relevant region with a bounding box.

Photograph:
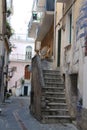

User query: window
[25,46,32,60]
[66,11,72,45]
[33,13,37,20]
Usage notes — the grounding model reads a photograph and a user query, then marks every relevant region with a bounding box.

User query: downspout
[3,0,8,101]
[53,0,56,61]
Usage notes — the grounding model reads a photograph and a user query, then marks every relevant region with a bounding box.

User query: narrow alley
[0,96,78,130]
[1,0,87,130]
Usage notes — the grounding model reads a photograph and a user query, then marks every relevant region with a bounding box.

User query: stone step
[45,97,66,100]
[43,90,65,93]
[43,73,61,77]
[44,97,66,103]
[43,87,65,92]
[45,81,64,85]
[43,86,64,89]
[43,73,62,78]
[43,74,61,79]
[41,69,71,123]
[42,115,71,123]
[42,108,69,116]
[48,102,67,106]
[45,83,64,88]
[45,80,64,83]
[45,108,69,112]
[43,70,60,74]
[46,103,67,109]
[44,78,62,83]
[44,91,65,95]
[44,93,65,98]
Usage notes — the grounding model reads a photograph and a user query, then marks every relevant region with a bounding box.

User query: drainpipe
[53,0,57,67]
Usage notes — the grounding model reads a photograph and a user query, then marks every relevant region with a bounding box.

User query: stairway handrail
[32,54,45,87]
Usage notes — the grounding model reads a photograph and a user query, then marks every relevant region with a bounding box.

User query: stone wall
[41,24,54,58]
[81,108,87,130]
[76,108,87,130]
[30,55,45,121]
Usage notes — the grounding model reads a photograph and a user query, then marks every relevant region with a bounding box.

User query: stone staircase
[41,69,72,123]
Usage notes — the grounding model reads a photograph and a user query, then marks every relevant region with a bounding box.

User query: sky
[10,0,35,57]
[11,0,34,35]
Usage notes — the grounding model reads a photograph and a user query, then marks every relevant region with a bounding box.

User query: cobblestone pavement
[0,96,79,130]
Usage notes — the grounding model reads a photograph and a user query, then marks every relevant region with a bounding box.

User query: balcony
[56,0,67,2]
[28,0,55,39]
[36,12,54,41]
[9,54,31,63]
[46,0,55,11]
[33,0,46,12]
[35,0,55,41]
[28,12,42,38]
[35,0,55,11]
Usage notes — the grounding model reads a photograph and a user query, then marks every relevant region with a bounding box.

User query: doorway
[70,74,78,97]
[24,86,28,96]
[70,74,78,116]
[57,29,61,67]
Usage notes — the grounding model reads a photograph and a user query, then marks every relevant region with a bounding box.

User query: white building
[8,36,35,96]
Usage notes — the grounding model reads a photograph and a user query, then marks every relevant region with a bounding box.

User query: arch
[24,65,30,79]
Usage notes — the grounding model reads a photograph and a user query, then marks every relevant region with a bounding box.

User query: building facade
[28,0,54,59]
[55,0,87,129]
[28,0,87,129]
[0,0,13,103]
[8,38,34,96]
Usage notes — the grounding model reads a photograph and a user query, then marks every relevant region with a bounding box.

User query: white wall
[8,61,31,89]
[83,57,87,108]
[15,82,31,96]
[10,39,35,58]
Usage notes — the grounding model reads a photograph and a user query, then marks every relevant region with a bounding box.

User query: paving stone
[0,96,79,130]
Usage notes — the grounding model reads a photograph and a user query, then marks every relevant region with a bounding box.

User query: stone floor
[0,96,79,130]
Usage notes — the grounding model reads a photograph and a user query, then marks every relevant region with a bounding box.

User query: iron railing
[9,54,31,61]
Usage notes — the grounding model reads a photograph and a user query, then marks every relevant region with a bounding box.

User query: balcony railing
[35,0,55,11]
[9,54,31,61]
[57,0,67,3]
[28,0,55,38]
[33,0,55,12]
[28,12,43,37]
[34,0,55,24]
